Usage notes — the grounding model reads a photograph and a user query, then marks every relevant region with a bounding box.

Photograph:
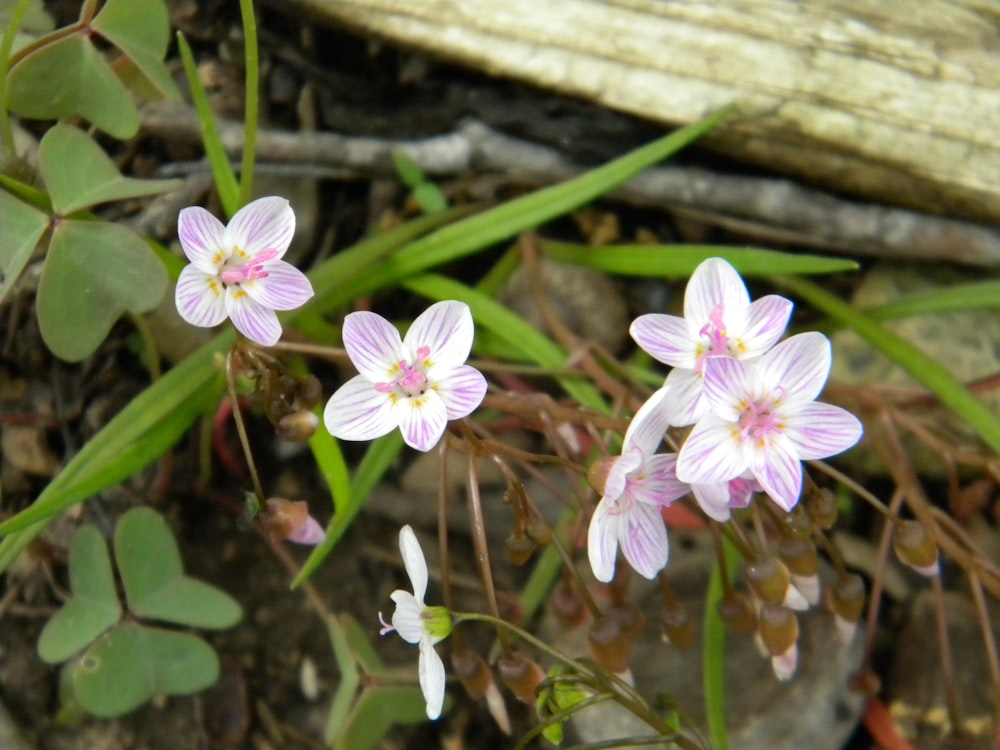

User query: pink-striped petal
[342,311,406,382]
[588,501,621,583]
[684,258,749,325]
[702,357,759,421]
[175,266,227,328]
[399,525,428,603]
[738,295,793,358]
[623,387,672,456]
[759,333,831,404]
[676,415,746,485]
[225,290,282,345]
[243,261,314,311]
[177,206,227,272]
[604,449,643,502]
[435,365,487,420]
[750,434,803,511]
[662,368,707,427]
[398,391,448,451]
[389,590,424,644]
[631,453,689,506]
[618,501,669,580]
[691,482,734,521]
[225,196,296,258]
[784,402,863,460]
[405,300,475,369]
[324,375,399,441]
[629,314,696,368]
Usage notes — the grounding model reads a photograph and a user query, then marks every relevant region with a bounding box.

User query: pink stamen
[695,304,730,372]
[737,397,782,441]
[374,355,430,395]
[220,248,279,285]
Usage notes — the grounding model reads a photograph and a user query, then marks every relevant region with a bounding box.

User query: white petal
[784,402,863,460]
[324,375,399,441]
[630,454,690,506]
[398,390,448,451]
[389,590,425,644]
[174,266,227,328]
[691,482,733,521]
[342,311,406,382]
[177,206,227,272]
[243,261,314,311]
[435,365,487,420]
[684,258,749,326]
[737,295,793,358]
[225,196,295,257]
[405,300,475,369]
[702,356,759,422]
[604,448,643,502]
[225,289,282,345]
[588,501,620,583]
[419,640,447,720]
[759,332,831,403]
[288,515,325,545]
[623,387,672,456]
[629,314,697,368]
[663,368,707,427]
[675,415,746,484]
[750,434,803,511]
[618,501,669,579]
[399,525,429,603]
[771,645,798,681]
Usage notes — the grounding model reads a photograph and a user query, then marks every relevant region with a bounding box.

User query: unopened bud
[262,498,325,545]
[781,505,814,541]
[829,574,865,645]
[893,520,939,577]
[779,538,821,605]
[758,604,799,680]
[297,375,323,410]
[498,653,546,705]
[452,650,494,701]
[588,606,644,674]
[551,582,588,630]
[805,487,838,529]
[586,457,616,496]
[527,517,553,547]
[746,557,808,610]
[717,592,757,635]
[505,532,536,566]
[276,410,319,442]
[660,601,696,650]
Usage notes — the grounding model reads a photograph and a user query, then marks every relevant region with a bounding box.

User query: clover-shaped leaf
[68,624,220,717]
[36,219,168,362]
[91,0,179,101]
[0,188,49,306]
[332,686,429,750]
[114,507,242,629]
[37,526,122,664]
[39,124,181,215]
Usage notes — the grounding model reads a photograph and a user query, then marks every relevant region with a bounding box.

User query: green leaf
[703,538,739,750]
[309,423,351,516]
[0,188,49,306]
[325,615,361,745]
[7,33,139,139]
[70,624,220,717]
[332,686,429,750]
[340,613,385,677]
[540,241,859,277]
[36,219,168,361]
[92,0,179,101]
[0,0,53,33]
[114,507,241,629]
[39,124,180,215]
[862,279,1000,320]
[37,526,122,663]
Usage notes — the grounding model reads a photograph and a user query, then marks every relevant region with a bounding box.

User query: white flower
[379,525,451,720]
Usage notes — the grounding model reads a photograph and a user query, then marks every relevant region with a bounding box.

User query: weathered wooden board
[286,0,1000,224]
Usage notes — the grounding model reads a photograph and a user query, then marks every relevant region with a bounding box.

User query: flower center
[736,392,785,444]
[695,304,730,372]
[220,248,279,285]
[375,346,432,397]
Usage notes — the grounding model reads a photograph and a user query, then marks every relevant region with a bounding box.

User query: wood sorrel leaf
[114,508,241,629]
[37,526,122,664]
[69,623,220,717]
[36,219,168,362]
[92,0,179,101]
[7,33,139,139]
[0,188,49,306]
[39,124,180,215]
[331,686,429,750]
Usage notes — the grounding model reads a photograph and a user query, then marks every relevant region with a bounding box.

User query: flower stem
[224,349,267,504]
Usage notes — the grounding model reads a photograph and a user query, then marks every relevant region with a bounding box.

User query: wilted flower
[175,196,314,346]
[630,257,792,426]
[379,525,452,720]
[324,300,487,452]
[676,332,863,511]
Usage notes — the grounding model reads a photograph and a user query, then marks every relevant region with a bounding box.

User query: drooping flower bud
[498,653,546,705]
[660,600,696,650]
[717,592,757,635]
[757,604,799,681]
[892,520,939,577]
[805,486,838,529]
[275,410,319,442]
[550,581,588,630]
[588,604,645,675]
[829,574,865,645]
[261,498,325,545]
[746,557,809,610]
[586,456,617,496]
[778,538,821,606]
[505,532,537,566]
[453,649,511,734]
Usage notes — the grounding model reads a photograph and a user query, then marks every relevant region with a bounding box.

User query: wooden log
[285,0,1000,225]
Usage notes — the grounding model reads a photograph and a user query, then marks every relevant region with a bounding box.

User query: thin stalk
[860,488,903,675]
[224,349,267,504]
[0,0,33,151]
[968,569,1000,738]
[237,0,259,204]
[808,459,901,523]
[929,573,965,737]
[437,440,455,611]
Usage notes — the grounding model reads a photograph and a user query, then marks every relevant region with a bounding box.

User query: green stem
[0,0,33,152]
[238,0,259,205]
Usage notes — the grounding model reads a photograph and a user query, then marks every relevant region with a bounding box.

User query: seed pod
[718,592,757,635]
[805,487,838,529]
[893,520,939,576]
[498,653,546,705]
[660,601,696,650]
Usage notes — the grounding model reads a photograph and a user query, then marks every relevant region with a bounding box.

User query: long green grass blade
[862,279,1000,320]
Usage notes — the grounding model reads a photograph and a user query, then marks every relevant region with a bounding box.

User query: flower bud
[660,601,696,650]
[758,604,799,681]
[588,605,644,674]
[746,557,808,610]
[829,574,865,645]
[261,498,325,545]
[297,375,323,410]
[805,487,838,529]
[779,538,821,605]
[505,532,536,566]
[551,582,588,630]
[452,649,494,701]
[781,505,814,541]
[717,592,756,635]
[893,520,939,577]
[275,410,319,442]
[498,653,546,705]
[586,457,616,496]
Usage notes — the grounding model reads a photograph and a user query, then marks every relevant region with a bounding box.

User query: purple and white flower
[379,525,452,720]
[689,474,761,522]
[630,258,792,426]
[588,388,690,582]
[324,300,487,452]
[675,332,863,511]
[175,196,314,346]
